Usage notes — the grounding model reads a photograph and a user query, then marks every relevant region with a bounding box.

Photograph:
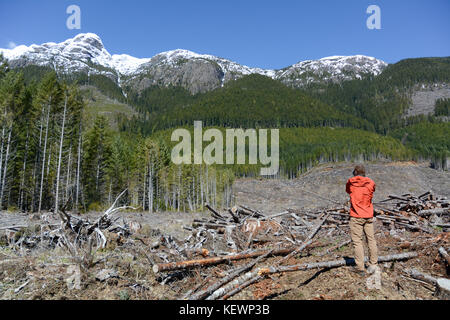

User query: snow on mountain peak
[0,33,151,76]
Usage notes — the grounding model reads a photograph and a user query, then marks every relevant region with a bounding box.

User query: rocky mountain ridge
[1,33,388,93]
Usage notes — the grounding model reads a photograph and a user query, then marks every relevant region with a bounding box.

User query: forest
[0,60,234,213]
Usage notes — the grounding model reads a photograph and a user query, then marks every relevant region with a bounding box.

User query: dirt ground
[0,160,449,300]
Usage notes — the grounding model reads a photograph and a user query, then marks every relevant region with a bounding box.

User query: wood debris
[1,190,448,300]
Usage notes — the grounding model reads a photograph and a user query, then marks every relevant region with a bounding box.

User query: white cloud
[7,41,17,49]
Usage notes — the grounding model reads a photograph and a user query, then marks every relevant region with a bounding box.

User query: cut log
[152,247,296,273]
[438,247,450,266]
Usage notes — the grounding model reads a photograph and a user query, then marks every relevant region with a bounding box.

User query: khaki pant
[349,217,378,271]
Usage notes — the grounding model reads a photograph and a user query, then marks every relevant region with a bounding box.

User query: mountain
[0,33,387,94]
[0,33,149,77]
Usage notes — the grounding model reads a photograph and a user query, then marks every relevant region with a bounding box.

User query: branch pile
[2,190,137,266]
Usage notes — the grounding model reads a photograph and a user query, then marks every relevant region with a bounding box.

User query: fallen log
[227,208,240,223]
[418,191,432,199]
[403,268,437,286]
[261,211,291,220]
[188,250,273,300]
[192,222,227,231]
[152,247,296,274]
[417,208,449,217]
[204,203,226,221]
[0,225,28,230]
[262,252,417,275]
[388,195,411,202]
[237,205,265,218]
[394,221,433,233]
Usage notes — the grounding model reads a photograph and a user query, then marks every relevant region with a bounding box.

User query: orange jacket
[346,176,376,218]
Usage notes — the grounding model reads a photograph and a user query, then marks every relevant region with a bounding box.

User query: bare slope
[234,161,450,213]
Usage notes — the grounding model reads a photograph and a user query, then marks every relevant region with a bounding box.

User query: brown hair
[353,165,366,177]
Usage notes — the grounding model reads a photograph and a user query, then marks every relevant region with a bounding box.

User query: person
[346,165,378,276]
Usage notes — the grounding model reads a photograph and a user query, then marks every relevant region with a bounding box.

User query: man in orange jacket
[346,165,378,276]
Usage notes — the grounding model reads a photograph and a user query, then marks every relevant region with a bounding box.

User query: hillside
[81,85,137,130]
[123,75,374,134]
[234,161,450,213]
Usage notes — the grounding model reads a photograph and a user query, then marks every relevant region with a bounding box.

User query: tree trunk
[75,122,82,213]
[0,127,12,208]
[38,103,51,213]
[54,93,68,215]
[0,124,5,200]
[148,162,153,213]
[18,131,30,211]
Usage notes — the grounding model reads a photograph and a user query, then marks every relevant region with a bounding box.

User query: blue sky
[0,0,449,69]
